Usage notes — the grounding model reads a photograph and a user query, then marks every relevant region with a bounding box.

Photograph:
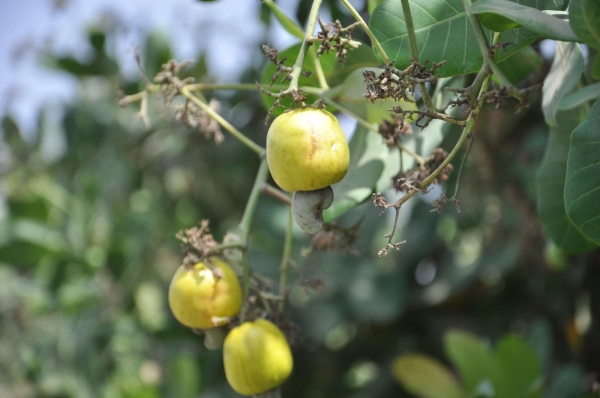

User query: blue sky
[0,0,310,138]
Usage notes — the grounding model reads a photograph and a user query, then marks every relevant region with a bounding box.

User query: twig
[278,207,293,313]
[261,183,292,205]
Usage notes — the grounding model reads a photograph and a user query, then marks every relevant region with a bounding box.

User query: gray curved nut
[291,186,334,234]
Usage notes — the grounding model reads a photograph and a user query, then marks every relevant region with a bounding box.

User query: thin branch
[180,85,265,156]
[400,0,435,111]
[278,207,294,313]
[239,159,270,301]
[261,183,292,205]
[339,0,391,64]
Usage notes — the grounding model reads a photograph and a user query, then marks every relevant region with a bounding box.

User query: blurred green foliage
[1,2,599,398]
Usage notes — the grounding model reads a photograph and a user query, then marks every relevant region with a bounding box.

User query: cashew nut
[291,186,334,234]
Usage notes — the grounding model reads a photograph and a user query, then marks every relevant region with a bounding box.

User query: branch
[278,207,293,313]
[400,0,435,111]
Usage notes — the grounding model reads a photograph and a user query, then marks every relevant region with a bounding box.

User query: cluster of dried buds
[315,17,362,63]
[392,148,453,193]
[261,44,312,87]
[378,117,413,147]
[154,60,224,143]
[481,82,543,114]
[176,219,218,264]
[308,223,360,255]
[363,60,445,103]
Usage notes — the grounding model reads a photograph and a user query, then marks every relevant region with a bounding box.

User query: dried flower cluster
[154,60,224,143]
[315,17,361,63]
[392,148,454,193]
[308,224,360,255]
[176,219,218,265]
[378,117,413,147]
[363,60,445,103]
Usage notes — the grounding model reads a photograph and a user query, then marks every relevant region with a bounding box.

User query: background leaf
[559,82,600,111]
[444,330,499,395]
[470,0,578,41]
[323,125,386,222]
[568,0,600,49]
[564,99,600,245]
[496,46,542,84]
[369,0,565,77]
[391,354,467,398]
[494,335,543,398]
[536,109,598,254]
[475,0,567,32]
[542,42,584,126]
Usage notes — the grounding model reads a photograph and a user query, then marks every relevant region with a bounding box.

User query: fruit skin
[168,257,242,330]
[267,108,350,192]
[223,319,293,396]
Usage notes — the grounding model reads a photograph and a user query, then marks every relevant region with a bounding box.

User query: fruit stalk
[254,388,282,398]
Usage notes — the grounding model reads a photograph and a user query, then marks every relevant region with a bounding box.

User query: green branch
[289,0,323,91]
[278,206,293,313]
[238,159,270,299]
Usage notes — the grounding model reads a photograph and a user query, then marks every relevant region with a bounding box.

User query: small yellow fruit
[267,108,350,192]
[168,257,242,330]
[223,319,293,396]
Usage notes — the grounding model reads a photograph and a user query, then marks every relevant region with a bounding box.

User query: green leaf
[444,330,498,395]
[326,67,418,125]
[323,125,386,222]
[391,354,467,398]
[494,335,543,398]
[569,0,600,49]
[476,0,567,31]
[262,0,304,39]
[559,82,600,110]
[369,0,562,77]
[368,0,386,14]
[564,99,600,245]
[470,0,578,41]
[536,110,598,254]
[260,44,378,116]
[496,46,542,84]
[594,55,600,80]
[542,42,584,127]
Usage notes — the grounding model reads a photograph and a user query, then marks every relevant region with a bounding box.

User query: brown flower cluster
[363,60,445,103]
[309,224,360,255]
[315,18,361,63]
[392,148,454,193]
[378,117,413,147]
[176,219,218,265]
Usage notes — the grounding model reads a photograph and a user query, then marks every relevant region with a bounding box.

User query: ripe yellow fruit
[223,319,293,396]
[267,108,350,192]
[168,257,242,330]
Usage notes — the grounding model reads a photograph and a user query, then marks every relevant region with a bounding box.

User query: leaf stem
[339,0,391,64]
[278,206,293,313]
[239,159,270,299]
[400,0,435,111]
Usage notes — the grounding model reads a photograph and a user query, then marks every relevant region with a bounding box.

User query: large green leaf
[569,0,600,49]
[369,0,561,77]
[496,46,542,84]
[542,42,584,127]
[559,82,600,111]
[470,0,578,41]
[391,354,467,398]
[564,99,600,245]
[475,0,567,32]
[324,125,387,222]
[444,331,499,395]
[494,335,543,398]
[536,110,598,254]
[260,44,378,116]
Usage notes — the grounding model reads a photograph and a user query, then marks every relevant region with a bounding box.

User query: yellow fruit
[168,257,242,330]
[223,319,293,396]
[267,108,350,192]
